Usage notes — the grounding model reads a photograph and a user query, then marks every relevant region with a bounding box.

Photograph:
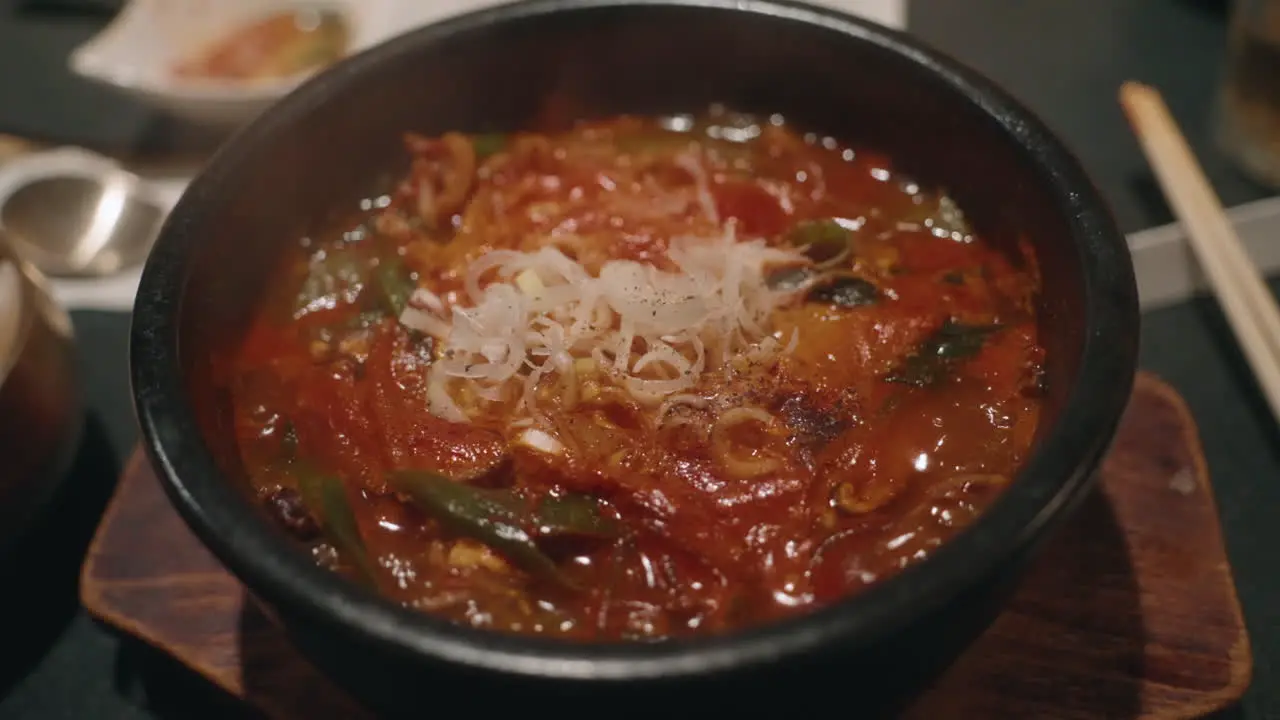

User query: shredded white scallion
[398,157,809,426]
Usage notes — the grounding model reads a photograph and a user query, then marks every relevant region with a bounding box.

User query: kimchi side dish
[172,8,349,82]
[224,109,1045,641]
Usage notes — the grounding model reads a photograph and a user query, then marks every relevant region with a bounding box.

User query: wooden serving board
[80,373,1252,719]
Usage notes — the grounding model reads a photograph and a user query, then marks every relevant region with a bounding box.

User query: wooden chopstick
[1120,81,1280,422]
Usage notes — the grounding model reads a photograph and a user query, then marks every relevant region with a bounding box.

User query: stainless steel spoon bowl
[0,172,165,278]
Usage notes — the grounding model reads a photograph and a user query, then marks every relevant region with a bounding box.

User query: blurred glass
[1216,0,1280,188]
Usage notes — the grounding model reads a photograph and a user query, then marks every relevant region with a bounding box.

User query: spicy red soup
[225,110,1044,641]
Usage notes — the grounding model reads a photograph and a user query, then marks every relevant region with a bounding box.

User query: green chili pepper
[373,256,414,316]
[885,319,1002,388]
[534,494,621,538]
[765,265,815,292]
[390,470,566,586]
[389,470,618,586]
[806,276,879,308]
[788,219,853,268]
[471,134,507,159]
[295,466,378,587]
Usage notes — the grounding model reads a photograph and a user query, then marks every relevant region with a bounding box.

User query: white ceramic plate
[69,0,905,127]
[70,0,410,127]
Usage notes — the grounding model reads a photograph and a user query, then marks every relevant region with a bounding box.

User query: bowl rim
[131,0,1138,682]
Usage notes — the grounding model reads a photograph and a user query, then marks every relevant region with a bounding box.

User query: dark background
[1,0,1278,717]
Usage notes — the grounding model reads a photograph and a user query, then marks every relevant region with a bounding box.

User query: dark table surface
[2,0,1279,718]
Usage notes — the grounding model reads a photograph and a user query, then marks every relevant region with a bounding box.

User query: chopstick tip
[1120,80,1154,104]
[1118,81,1166,129]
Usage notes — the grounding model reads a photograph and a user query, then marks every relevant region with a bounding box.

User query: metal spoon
[0,170,165,279]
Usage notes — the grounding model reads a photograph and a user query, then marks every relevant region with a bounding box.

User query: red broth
[223,110,1044,640]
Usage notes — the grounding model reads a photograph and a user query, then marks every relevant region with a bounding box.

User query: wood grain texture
[80,454,370,719]
[903,372,1251,719]
[80,372,1251,719]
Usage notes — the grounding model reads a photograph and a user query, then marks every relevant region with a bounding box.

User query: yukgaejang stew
[225,110,1045,640]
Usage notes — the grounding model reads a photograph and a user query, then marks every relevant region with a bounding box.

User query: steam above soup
[225,110,1044,640]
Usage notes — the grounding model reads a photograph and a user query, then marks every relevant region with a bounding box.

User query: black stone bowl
[130,0,1139,715]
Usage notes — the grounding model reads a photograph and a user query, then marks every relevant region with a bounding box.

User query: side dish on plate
[223,109,1045,640]
[172,7,350,82]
